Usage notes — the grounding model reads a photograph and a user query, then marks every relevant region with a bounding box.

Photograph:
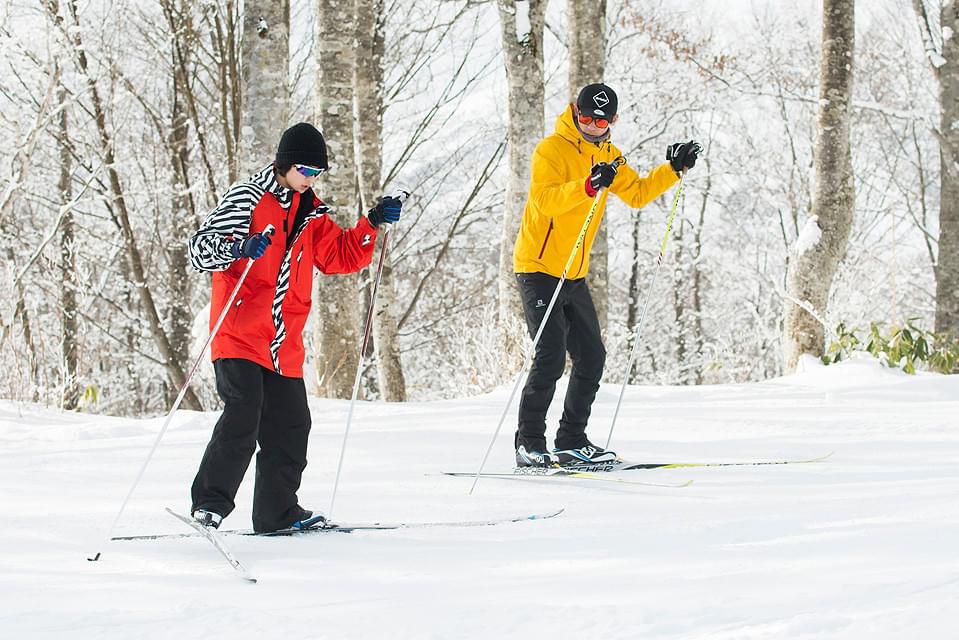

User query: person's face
[574,105,618,136]
[283,164,324,192]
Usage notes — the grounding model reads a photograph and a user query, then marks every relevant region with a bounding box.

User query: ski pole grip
[595,157,626,195]
[388,188,411,203]
[262,223,276,237]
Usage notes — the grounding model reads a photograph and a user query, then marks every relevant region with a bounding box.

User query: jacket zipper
[537,219,554,259]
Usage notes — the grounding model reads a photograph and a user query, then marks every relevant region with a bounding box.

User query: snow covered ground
[1,355,957,639]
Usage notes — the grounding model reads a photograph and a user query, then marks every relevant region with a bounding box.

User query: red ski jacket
[189,164,377,377]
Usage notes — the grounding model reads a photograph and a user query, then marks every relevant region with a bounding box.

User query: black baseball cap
[576,83,618,118]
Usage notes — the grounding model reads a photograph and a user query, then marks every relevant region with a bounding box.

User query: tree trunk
[673,166,708,385]
[314,0,361,398]
[240,0,289,175]
[688,166,708,385]
[495,0,548,357]
[355,0,406,401]
[672,219,687,380]
[167,0,201,409]
[215,0,243,184]
[569,0,609,334]
[12,288,39,403]
[783,0,855,372]
[56,77,80,410]
[933,2,959,338]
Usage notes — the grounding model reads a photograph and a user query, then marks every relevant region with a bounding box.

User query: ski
[113,507,565,541]
[441,453,831,483]
[165,508,257,583]
[554,452,834,473]
[246,507,565,537]
[440,469,693,488]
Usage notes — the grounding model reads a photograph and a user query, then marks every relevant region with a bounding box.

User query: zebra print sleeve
[188,181,264,272]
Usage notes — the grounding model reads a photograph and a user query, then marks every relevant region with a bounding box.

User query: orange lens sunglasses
[578,114,610,129]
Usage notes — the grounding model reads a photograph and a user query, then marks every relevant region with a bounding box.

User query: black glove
[589,162,617,192]
[367,196,403,227]
[666,140,703,174]
[231,232,272,260]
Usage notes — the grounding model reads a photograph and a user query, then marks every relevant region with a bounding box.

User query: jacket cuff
[584,177,597,198]
[360,214,378,233]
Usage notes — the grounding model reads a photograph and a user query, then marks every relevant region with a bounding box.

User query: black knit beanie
[275,122,329,169]
[576,83,618,118]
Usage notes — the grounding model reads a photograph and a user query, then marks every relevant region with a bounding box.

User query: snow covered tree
[495,0,548,355]
[160,0,203,408]
[912,0,959,340]
[54,72,80,410]
[783,0,856,372]
[568,0,609,333]
[313,0,362,398]
[355,0,407,401]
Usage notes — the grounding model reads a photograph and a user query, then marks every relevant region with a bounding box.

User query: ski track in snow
[0,356,957,639]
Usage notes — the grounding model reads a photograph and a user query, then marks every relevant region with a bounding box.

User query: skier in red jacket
[187,122,402,533]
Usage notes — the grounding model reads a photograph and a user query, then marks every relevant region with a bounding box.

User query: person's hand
[666,140,703,174]
[367,196,402,227]
[231,232,272,260]
[589,162,618,192]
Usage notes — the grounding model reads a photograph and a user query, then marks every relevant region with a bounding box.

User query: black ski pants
[191,358,311,532]
[515,272,606,451]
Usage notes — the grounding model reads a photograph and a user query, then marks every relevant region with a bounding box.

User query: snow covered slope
[0,356,956,639]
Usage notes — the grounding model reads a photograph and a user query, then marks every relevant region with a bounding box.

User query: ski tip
[526,508,565,521]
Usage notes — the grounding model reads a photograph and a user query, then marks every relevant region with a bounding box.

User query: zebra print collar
[251,163,295,209]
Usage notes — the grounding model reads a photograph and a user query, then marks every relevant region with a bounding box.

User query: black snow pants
[191,358,311,532]
[515,272,606,452]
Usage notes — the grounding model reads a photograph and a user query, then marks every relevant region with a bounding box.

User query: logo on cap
[592,91,610,109]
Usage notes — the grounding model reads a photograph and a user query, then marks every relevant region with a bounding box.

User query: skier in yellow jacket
[513,83,701,467]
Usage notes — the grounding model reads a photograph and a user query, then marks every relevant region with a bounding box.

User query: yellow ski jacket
[513,104,679,280]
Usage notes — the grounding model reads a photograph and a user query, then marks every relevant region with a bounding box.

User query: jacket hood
[553,104,610,146]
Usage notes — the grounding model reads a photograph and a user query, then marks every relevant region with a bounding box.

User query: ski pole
[469,158,626,495]
[328,189,409,521]
[604,175,685,450]
[88,224,275,562]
